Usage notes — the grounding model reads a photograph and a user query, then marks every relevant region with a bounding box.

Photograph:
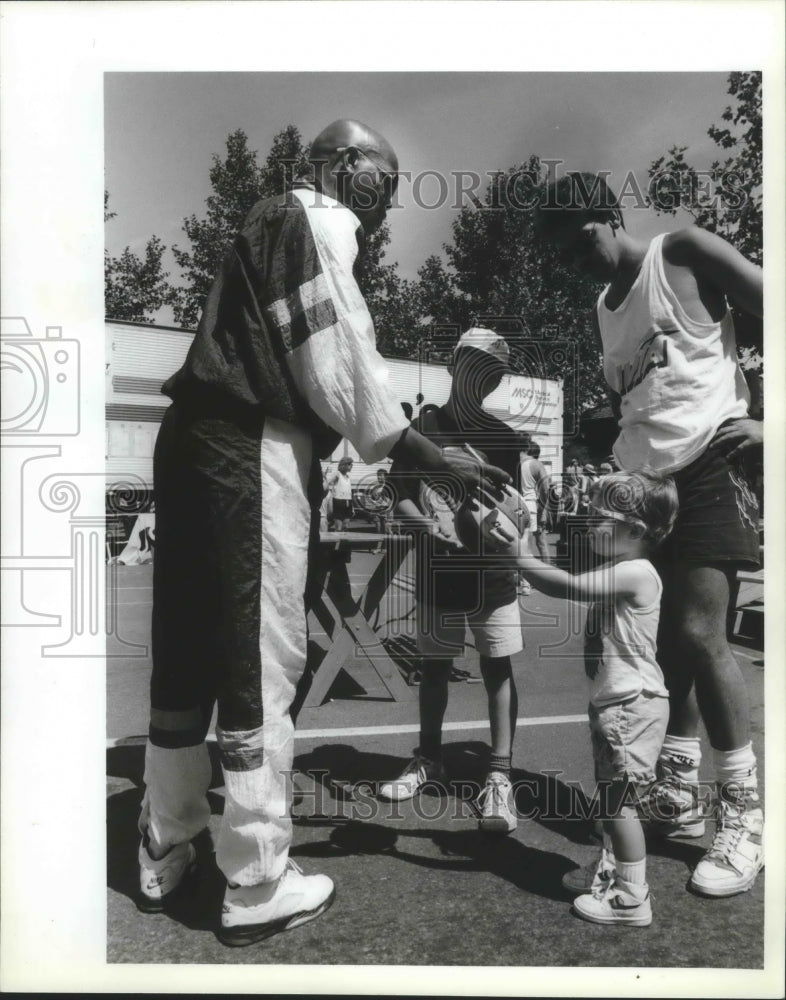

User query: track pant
[139,404,315,886]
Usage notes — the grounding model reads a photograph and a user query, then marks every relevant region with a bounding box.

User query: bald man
[137,119,508,945]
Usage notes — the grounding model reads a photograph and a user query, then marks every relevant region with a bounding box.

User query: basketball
[453,483,530,553]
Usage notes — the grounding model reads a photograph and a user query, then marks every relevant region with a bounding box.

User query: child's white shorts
[416,599,523,659]
[589,691,669,786]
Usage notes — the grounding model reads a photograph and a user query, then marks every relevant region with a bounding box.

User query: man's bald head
[310,119,398,174]
[309,119,398,234]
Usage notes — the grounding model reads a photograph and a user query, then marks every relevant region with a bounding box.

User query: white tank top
[597,233,750,474]
[518,458,540,521]
[331,471,353,500]
[584,559,668,708]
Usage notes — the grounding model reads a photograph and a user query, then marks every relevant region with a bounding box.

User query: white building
[106,320,564,496]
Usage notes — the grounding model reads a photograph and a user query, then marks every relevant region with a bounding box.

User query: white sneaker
[561,849,615,896]
[219,859,335,947]
[573,877,652,927]
[377,755,447,801]
[689,798,763,897]
[477,772,517,834]
[640,771,706,838]
[137,839,197,913]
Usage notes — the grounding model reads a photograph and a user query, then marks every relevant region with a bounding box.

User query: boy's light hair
[590,471,679,546]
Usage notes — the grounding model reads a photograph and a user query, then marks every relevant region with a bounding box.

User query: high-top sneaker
[641,758,706,838]
[690,792,763,897]
[573,876,652,927]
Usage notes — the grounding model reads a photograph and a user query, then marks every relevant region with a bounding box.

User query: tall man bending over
[138,119,509,945]
[536,173,763,899]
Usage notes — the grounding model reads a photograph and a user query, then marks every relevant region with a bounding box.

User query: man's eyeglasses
[558,223,598,264]
[336,145,399,199]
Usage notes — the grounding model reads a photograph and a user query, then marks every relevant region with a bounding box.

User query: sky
[105,71,734,319]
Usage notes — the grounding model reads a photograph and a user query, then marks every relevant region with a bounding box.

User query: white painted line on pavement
[106,713,587,748]
[294,714,588,740]
[734,649,764,661]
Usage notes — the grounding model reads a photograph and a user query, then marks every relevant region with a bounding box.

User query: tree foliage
[410,157,607,424]
[104,192,174,323]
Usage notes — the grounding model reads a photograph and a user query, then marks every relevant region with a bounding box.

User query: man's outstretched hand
[441,450,511,493]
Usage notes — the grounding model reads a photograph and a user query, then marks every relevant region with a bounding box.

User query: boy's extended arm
[665,227,763,318]
[502,548,654,604]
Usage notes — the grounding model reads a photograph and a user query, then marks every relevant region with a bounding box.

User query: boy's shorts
[416,599,523,660]
[331,498,353,519]
[589,691,669,786]
[655,444,760,570]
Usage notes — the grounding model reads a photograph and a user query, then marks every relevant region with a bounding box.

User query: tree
[647,71,762,354]
[170,125,313,327]
[170,129,268,328]
[104,191,174,322]
[354,224,423,358]
[412,157,608,428]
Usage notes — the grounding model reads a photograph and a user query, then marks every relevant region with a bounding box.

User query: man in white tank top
[535,173,763,900]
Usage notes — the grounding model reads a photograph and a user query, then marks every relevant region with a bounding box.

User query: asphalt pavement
[106,552,766,970]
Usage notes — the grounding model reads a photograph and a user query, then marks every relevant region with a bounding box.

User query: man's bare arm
[665,227,763,318]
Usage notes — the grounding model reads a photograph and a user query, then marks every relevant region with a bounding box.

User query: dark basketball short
[656,445,760,570]
[332,499,353,519]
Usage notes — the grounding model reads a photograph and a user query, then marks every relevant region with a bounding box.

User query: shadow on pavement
[108,739,583,920]
[296,741,599,844]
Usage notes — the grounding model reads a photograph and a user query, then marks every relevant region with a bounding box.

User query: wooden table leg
[302,539,416,707]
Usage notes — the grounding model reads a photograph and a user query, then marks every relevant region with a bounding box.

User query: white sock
[601,831,615,867]
[616,858,647,886]
[660,734,701,785]
[713,742,758,801]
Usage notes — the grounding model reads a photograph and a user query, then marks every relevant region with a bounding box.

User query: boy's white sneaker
[377,755,447,801]
[561,850,615,895]
[219,859,335,947]
[573,877,652,927]
[477,772,518,834]
[690,798,763,897]
[137,839,197,913]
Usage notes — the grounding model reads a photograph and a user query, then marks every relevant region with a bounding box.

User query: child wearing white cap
[380,329,525,834]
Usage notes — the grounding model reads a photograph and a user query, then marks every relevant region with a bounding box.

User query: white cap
[454,328,510,368]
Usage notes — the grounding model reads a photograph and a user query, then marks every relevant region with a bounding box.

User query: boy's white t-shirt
[584,558,669,707]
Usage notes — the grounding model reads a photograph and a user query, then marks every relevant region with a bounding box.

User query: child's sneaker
[689,796,763,897]
[561,850,615,895]
[477,772,517,834]
[377,755,447,801]
[573,877,652,927]
[641,772,706,838]
[137,838,197,913]
[218,859,335,947]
